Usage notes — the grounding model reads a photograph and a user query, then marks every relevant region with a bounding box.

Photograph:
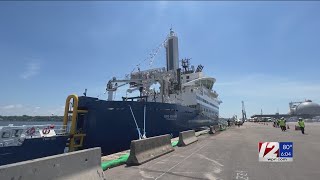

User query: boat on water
[0,29,222,165]
[0,124,68,166]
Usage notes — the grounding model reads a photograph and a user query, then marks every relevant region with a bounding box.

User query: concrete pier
[106,122,320,180]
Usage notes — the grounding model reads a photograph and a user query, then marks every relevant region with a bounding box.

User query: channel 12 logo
[258,142,293,162]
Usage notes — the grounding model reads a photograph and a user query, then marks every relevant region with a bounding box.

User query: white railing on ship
[0,124,69,137]
[0,124,69,147]
[22,124,69,136]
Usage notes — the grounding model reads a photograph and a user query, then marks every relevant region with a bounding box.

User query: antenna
[83,89,87,97]
[242,101,247,121]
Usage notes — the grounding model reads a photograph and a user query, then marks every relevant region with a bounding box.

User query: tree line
[0,115,63,121]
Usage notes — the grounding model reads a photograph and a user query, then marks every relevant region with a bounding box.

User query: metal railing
[0,124,69,147]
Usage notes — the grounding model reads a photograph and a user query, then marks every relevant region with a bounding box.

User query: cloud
[48,105,65,116]
[20,61,40,79]
[33,106,41,113]
[2,104,23,110]
[0,104,64,116]
[0,104,27,116]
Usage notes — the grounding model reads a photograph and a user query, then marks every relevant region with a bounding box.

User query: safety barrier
[209,126,216,134]
[126,134,174,165]
[177,130,198,147]
[0,147,105,180]
[216,125,221,131]
[212,125,219,132]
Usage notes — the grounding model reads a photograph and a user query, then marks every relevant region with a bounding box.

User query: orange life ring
[42,128,50,135]
[26,127,36,135]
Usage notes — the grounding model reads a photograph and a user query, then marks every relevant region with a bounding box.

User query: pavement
[101,129,209,162]
[105,122,320,180]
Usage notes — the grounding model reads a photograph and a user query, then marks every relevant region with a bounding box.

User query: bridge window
[1,132,10,138]
[13,129,22,137]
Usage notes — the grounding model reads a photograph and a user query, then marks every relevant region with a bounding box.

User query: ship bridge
[182,76,216,90]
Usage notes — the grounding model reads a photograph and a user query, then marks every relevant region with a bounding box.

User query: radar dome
[295,100,320,115]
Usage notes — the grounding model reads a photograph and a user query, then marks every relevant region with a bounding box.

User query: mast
[242,101,247,121]
[165,28,179,71]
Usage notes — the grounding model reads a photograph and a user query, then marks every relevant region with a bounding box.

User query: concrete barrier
[177,130,198,147]
[126,134,174,166]
[0,147,105,180]
[213,125,220,131]
[209,126,216,134]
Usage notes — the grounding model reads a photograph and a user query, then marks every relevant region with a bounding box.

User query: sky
[1,1,320,117]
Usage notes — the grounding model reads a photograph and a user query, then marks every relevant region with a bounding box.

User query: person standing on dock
[276,119,280,128]
[279,117,286,131]
[298,118,305,134]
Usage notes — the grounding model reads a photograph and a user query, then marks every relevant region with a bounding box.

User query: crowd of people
[273,117,305,134]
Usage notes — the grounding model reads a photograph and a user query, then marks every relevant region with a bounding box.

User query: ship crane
[106,67,173,101]
[106,77,144,101]
[242,101,247,122]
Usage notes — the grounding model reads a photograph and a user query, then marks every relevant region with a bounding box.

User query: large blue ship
[73,29,222,155]
[0,29,222,165]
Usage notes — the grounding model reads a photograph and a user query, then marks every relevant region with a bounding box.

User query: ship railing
[0,124,69,139]
[0,124,69,147]
[23,124,69,137]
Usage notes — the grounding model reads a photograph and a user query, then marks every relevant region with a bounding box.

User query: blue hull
[77,96,218,155]
[0,136,68,166]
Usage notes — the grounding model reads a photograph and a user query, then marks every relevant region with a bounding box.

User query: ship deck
[105,122,320,180]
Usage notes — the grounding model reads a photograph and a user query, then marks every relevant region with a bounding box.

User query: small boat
[0,124,68,166]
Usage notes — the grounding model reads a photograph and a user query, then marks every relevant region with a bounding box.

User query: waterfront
[0,121,62,127]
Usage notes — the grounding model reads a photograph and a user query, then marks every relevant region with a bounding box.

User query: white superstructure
[106,29,222,119]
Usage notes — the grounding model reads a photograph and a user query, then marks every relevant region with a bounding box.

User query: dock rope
[128,105,142,139]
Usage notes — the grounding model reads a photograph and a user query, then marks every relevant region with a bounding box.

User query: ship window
[13,129,22,137]
[1,131,10,138]
[186,76,190,79]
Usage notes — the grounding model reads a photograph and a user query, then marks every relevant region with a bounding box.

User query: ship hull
[77,96,218,155]
[0,135,68,166]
